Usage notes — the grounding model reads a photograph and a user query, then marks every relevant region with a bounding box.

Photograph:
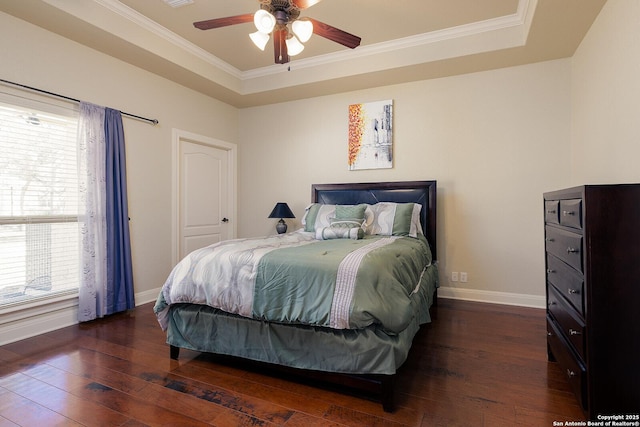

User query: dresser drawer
[559,199,582,229]
[545,226,583,272]
[546,254,584,316]
[548,285,585,361]
[545,200,560,224]
[547,316,587,411]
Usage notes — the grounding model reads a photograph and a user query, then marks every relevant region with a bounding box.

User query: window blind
[0,97,80,306]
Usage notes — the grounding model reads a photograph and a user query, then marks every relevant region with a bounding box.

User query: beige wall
[0,11,238,304]
[571,0,640,184]
[239,59,572,305]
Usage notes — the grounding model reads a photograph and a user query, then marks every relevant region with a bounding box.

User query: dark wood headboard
[311,181,437,260]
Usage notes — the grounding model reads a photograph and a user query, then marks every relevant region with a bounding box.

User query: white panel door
[178,139,231,259]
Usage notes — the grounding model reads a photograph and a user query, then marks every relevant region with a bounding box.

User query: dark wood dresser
[544,185,640,419]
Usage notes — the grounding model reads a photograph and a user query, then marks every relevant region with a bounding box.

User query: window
[0,93,80,307]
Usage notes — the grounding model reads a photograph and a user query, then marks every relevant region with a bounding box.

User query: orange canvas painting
[348,100,393,170]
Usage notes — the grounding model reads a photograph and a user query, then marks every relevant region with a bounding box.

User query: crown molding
[32,0,540,100]
[93,0,243,78]
[244,0,535,80]
[92,0,535,86]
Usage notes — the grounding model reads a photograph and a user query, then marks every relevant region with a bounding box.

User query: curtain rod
[0,78,159,126]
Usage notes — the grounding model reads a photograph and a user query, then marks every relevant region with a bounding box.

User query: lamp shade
[254,9,276,34]
[268,202,295,219]
[285,34,305,56]
[250,31,270,50]
[292,19,313,43]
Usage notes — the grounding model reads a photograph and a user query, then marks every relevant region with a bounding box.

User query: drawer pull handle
[547,269,555,274]
[568,288,578,294]
[547,210,556,214]
[563,210,576,216]
[567,369,576,378]
[569,328,581,336]
[546,237,555,242]
[567,247,579,253]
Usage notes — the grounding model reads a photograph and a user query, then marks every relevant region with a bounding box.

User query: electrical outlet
[451,272,459,282]
[460,272,468,283]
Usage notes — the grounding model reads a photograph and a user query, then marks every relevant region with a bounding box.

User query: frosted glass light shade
[292,19,313,43]
[250,31,270,50]
[285,35,304,56]
[254,9,276,34]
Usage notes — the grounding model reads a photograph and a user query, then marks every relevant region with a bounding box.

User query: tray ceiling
[0,0,607,107]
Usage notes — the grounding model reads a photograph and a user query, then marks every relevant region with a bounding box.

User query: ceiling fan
[193,0,362,64]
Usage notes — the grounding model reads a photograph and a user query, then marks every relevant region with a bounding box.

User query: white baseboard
[136,287,162,306]
[0,287,163,346]
[437,285,546,309]
[0,298,79,346]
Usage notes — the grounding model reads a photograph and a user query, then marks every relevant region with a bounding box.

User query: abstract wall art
[348,99,393,170]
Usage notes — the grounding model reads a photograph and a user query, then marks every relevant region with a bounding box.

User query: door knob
[222,218,229,223]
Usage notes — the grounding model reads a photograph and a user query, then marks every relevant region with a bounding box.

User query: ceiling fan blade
[193,14,254,30]
[273,29,290,64]
[291,0,323,9]
[307,18,361,49]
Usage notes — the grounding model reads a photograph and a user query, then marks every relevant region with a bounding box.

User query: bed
[154,180,438,412]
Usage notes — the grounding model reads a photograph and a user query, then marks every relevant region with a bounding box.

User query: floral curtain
[77,102,134,321]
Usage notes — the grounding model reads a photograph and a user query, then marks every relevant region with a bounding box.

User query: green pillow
[335,204,367,221]
[391,203,415,236]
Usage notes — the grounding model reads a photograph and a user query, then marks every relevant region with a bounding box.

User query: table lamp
[268,202,295,234]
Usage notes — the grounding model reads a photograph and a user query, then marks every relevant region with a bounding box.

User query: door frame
[171,129,237,265]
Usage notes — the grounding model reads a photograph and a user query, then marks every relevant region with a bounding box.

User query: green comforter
[155,230,433,334]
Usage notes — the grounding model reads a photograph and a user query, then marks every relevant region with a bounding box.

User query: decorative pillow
[302,204,336,232]
[366,202,422,237]
[303,203,373,232]
[411,203,424,236]
[335,204,367,221]
[315,221,365,240]
[330,217,365,228]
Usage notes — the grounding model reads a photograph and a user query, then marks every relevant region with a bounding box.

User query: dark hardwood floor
[0,298,585,426]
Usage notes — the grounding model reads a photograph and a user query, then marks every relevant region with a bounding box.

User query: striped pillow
[366,202,422,237]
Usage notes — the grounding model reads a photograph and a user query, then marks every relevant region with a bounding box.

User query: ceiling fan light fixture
[285,34,305,56]
[250,31,270,50]
[254,9,276,34]
[292,19,313,43]
[194,0,361,65]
